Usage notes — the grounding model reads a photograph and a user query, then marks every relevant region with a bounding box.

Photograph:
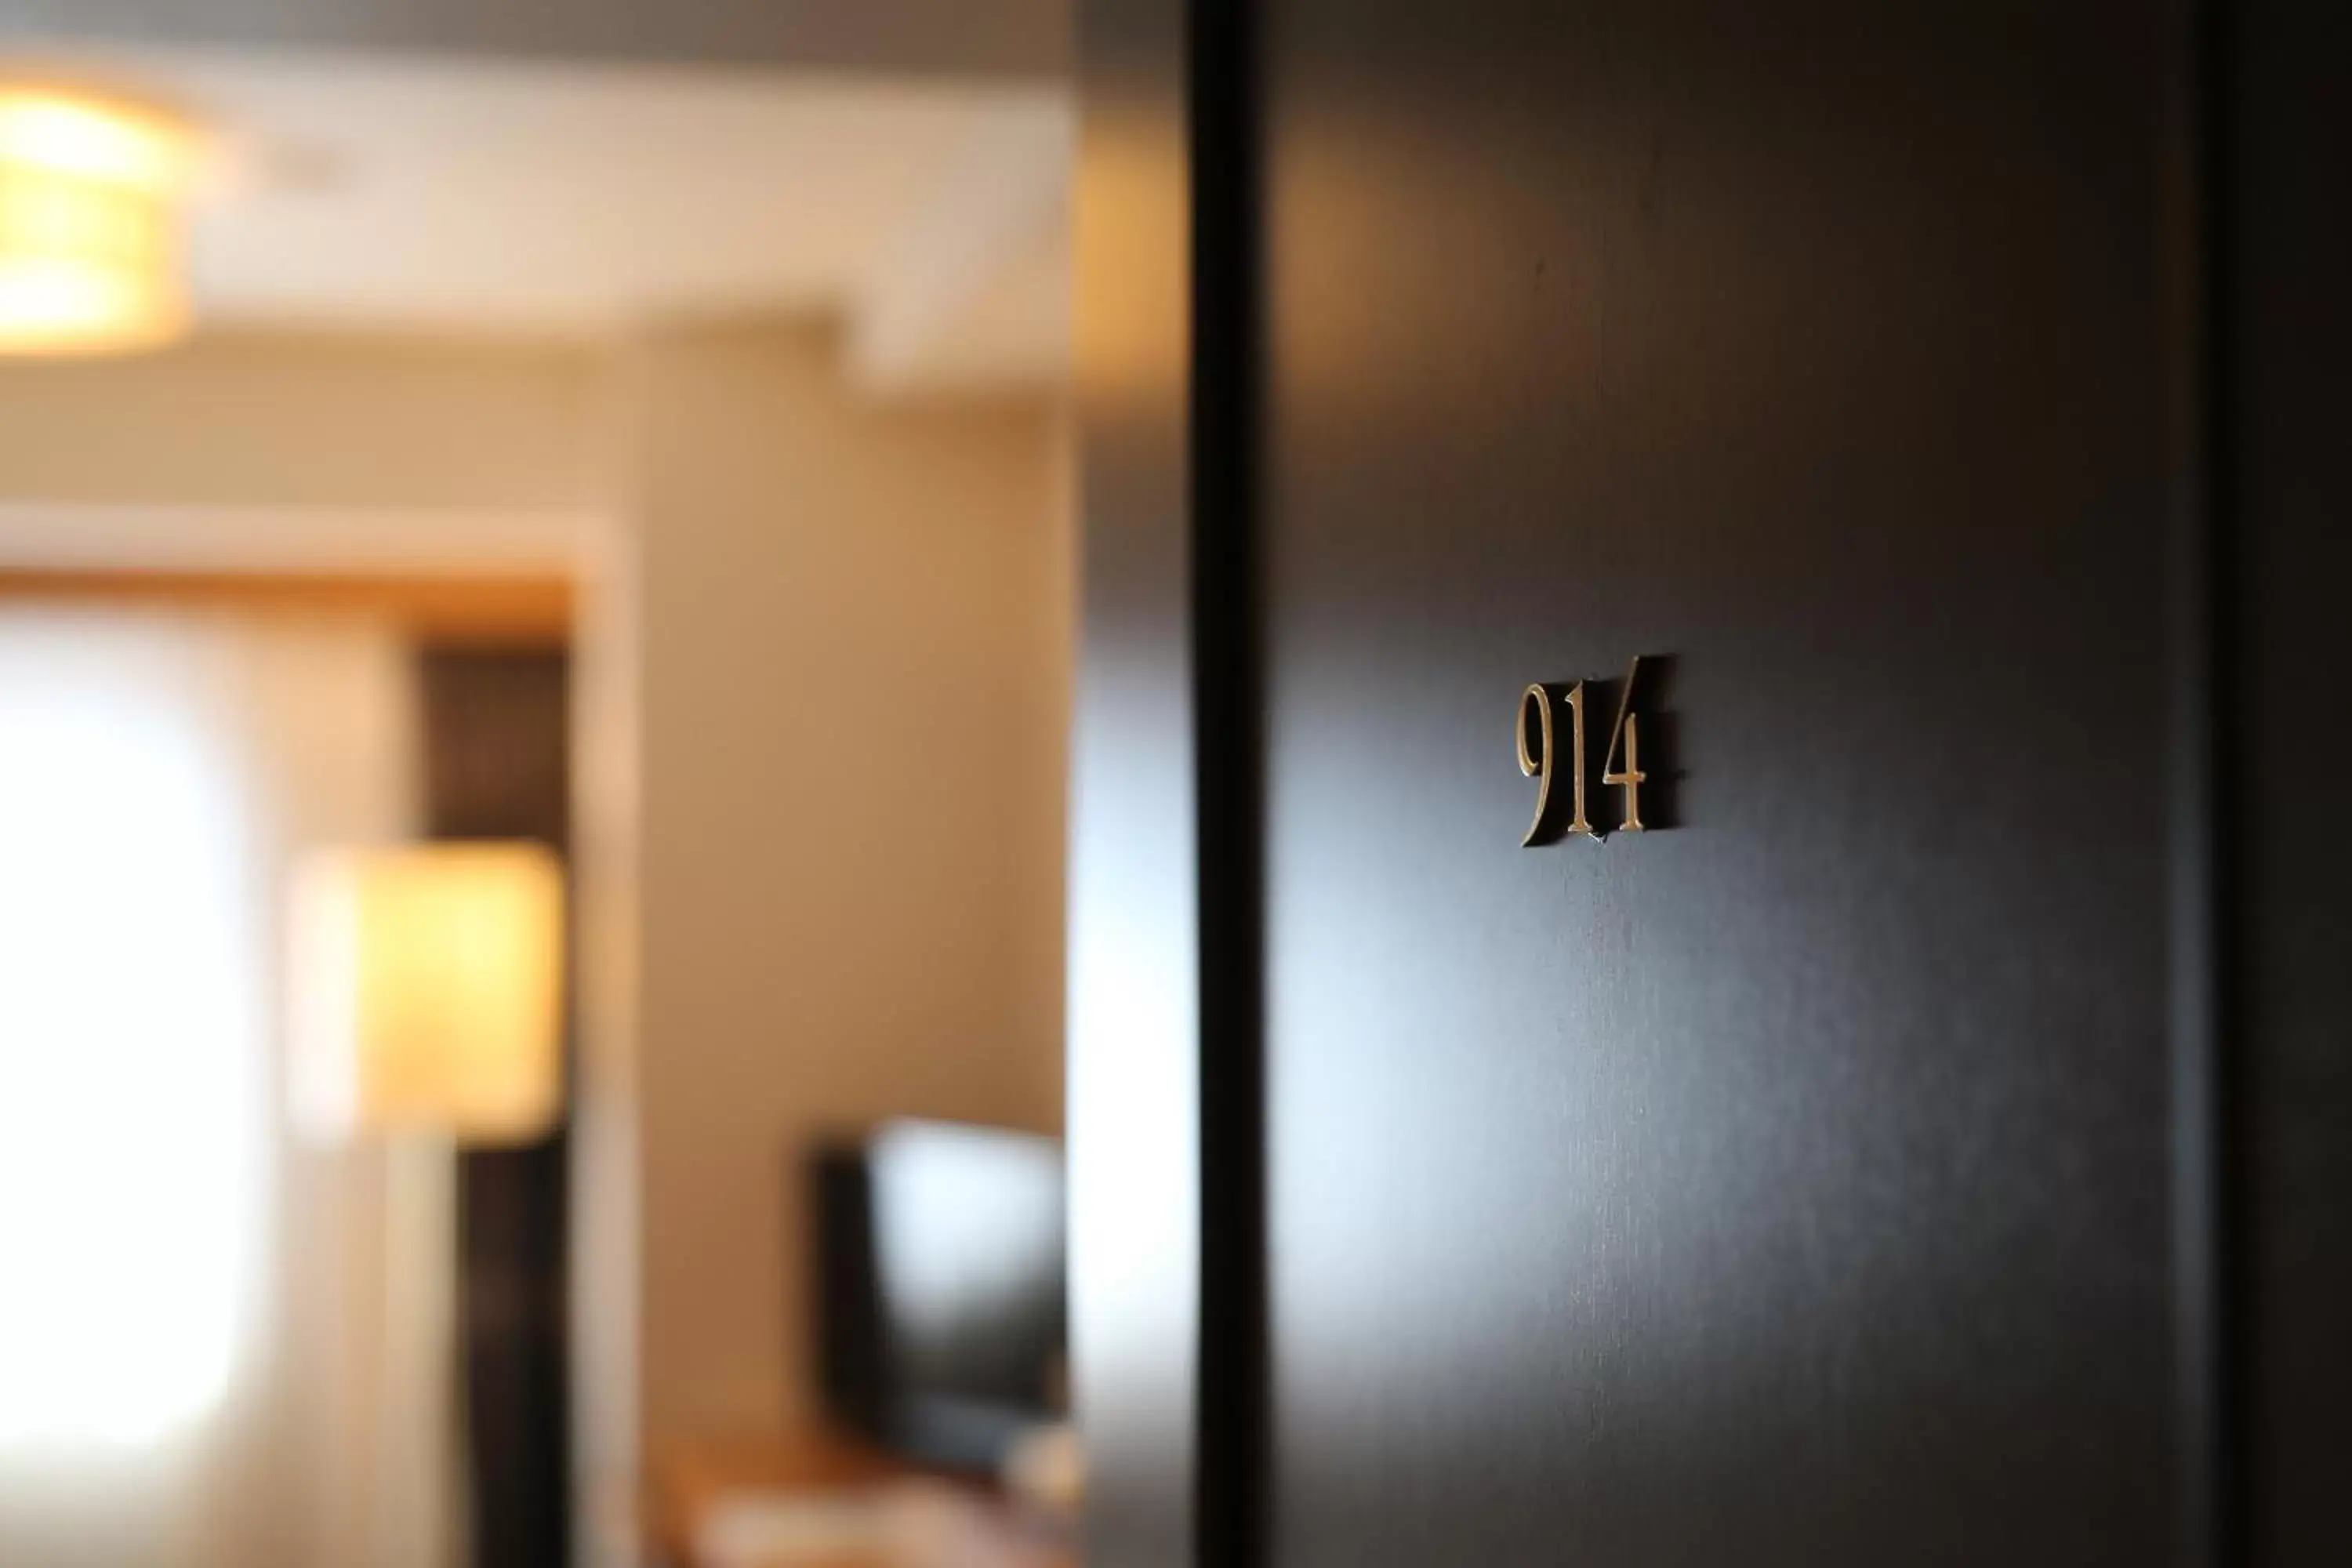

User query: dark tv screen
[813,1119,1066,1470]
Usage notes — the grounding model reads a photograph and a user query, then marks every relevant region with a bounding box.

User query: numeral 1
[1562,682,1593,837]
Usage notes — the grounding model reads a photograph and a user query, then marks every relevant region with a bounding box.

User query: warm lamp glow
[289,843,565,1146]
[0,85,198,356]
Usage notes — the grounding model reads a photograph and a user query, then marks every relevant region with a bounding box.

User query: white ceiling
[6,43,1073,392]
[0,0,1070,79]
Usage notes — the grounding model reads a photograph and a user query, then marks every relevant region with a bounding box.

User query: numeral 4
[1601,656,1646,833]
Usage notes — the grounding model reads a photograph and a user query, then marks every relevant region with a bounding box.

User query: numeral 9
[1518,681,1588,844]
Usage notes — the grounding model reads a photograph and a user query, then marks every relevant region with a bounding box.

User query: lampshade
[289,843,564,1146]
[0,84,199,356]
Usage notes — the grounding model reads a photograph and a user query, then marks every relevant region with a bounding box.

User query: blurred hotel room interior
[0,5,1073,1568]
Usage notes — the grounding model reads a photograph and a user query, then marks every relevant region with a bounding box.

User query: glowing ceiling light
[0,84,200,356]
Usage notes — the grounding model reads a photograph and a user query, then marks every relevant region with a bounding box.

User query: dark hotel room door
[1069,3,2349,1568]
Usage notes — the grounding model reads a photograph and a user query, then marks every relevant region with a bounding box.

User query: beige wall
[626,321,1069,1454]
[0,322,1072,1562]
[0,328,610,513]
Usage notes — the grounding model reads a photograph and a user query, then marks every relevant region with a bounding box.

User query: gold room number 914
[1518,655,1649,847]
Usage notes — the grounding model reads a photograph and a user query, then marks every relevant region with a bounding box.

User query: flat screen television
[811,1119,1067,1472]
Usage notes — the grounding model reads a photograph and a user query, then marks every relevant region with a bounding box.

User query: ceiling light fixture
[0,84,200,356]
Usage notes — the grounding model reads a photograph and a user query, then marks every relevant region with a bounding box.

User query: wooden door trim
[0,566,573,644]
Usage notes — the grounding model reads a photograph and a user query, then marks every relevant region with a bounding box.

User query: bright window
[0,620,263,1448]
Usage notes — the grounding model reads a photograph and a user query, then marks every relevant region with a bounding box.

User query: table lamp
[289,841,564,1147]
[285,840,565,1568]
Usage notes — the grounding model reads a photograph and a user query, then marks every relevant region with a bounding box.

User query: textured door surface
[1072,2,2349,1564]
[1254,4,2180,1563]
